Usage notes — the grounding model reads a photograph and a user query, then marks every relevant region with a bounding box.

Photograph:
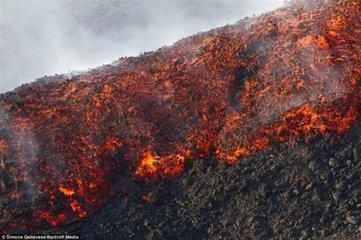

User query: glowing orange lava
[0,0,360,231]
[0,139,7,154]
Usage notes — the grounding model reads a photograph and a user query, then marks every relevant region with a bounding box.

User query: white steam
[0,0,284,93]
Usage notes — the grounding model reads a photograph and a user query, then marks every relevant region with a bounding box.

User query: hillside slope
[0,0,360,237]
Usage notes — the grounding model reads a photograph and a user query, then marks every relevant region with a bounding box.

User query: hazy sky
[0,0,284,93]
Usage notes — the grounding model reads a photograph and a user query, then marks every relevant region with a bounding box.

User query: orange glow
[135,151,158,176]
[70,199,87,218]
[1,0,360,230]
[0,139,7,154]
[34,211,67,227]
[297,35,329,49]
[104,137,122,152]
[59,186,75,196]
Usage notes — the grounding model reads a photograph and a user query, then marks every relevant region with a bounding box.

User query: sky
[0,0,284,93]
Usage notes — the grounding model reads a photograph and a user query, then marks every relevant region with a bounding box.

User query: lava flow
[0,0,360,232]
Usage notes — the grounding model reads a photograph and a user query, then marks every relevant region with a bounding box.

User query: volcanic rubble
[48,118,360,240]
[0,0,360,239]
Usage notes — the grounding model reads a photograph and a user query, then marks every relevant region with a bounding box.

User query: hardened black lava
[56,119,361,239]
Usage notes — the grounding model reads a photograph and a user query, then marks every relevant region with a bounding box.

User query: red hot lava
[0,0,360,231]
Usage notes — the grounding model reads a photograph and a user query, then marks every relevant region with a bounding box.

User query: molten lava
[0,0,360,231]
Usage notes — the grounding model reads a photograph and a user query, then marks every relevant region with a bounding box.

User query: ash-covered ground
[55,119,360,239]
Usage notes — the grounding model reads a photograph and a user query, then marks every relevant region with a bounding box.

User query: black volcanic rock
[59,119,361,240]
[0,0,360,237]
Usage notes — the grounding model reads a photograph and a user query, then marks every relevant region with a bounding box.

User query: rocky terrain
[0,1,360,239]
[65,119,360,240]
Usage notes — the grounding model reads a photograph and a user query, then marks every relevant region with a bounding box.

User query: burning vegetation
[0,0,360,232]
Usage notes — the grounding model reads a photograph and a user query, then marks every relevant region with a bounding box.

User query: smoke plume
[0,0,284,93]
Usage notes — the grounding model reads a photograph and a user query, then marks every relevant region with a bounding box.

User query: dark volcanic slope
[0,0,360,236]
[70,120,361,240]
